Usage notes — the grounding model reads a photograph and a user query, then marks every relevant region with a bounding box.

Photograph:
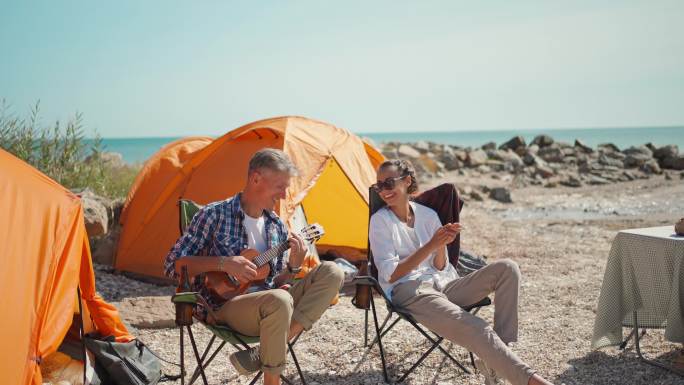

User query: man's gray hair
[248,148,299,176]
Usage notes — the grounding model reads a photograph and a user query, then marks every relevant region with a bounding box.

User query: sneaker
[229,346,261,375]
[475,357,504,385]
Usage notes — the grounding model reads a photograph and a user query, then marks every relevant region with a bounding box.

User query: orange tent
[115,116,384,279]
[0,148,132,385]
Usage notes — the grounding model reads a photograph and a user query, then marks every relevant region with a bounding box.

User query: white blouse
[369,201,456,299]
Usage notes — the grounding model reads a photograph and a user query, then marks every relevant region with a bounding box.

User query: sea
[96,126,684,164]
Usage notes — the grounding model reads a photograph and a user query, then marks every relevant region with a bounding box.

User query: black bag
[84,335,162,385]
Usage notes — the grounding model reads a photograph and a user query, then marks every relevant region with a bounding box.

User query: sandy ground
[97,172,684,385]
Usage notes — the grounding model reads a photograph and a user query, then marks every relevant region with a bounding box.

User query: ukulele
[204,223,325,301]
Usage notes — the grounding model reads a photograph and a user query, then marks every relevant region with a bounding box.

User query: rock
[531,135,554,148]
[527,144,539,154]
[439,152,463,171]
[466,149,488,167]
[560,175,582,187]
[586,175,610,185]
[598,154,624,168]
[598,143,620,152]
[453,149,468,162]
[574,139,593,154]
[491,149,524,169]
[535,164,555,179]
[538,146,565,163]
[91,226,120,265]
[622,171,636,181]
[481,141,497,151]
[665,171,673,180]
[523,152,546,167]
[604,150,626,160]
[623,145,653,158]
[398,144,421,159]
[499,136,526,154]
[562,147,576,157]
[476,164,492,173]
[641,159,662,175]
[80,193,109,237]
[653,145,679,161]
[115,296,176,329]
[623,153,652,168]
[489,187,512,203]
[414,140,430,153]
[644,142,657,153]
[667,155,684,170]
[469,190,484,201]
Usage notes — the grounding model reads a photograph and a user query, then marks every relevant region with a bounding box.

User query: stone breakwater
[376,135,684,202]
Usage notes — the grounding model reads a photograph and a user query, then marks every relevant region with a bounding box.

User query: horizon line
[89,124,684,140]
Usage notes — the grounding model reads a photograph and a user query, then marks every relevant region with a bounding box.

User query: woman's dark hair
[378,159,418,194]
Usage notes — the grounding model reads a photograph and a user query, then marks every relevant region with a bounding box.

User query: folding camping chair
[352,187,492,383]
[172,199,307,385]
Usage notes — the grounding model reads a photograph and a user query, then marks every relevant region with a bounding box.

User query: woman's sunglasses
[371,175,408,193]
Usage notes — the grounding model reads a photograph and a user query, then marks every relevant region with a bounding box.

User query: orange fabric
[0,149,132,385]
[116,116,385,279]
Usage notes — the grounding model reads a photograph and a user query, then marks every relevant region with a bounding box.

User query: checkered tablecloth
[592,226,684,349]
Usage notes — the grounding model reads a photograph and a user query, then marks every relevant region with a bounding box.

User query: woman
[369,159,554,385]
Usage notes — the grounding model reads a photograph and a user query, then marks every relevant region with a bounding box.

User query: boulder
[641,159,662,175]
[466,149,488,167]
[481,141,497,151]
[531,135,554,148]
[80,193,109,237]
[598,154,624,168]
[414,140,431,154]
[439,152,463,171]
[538,145,565,163]
[574,139,593,154]
[560,175,582,188]
[653,144,678,160]
[623,153,652,168]
[598,143,620,152]
[489,187,512,203]
[586,175,610,185]
[491,149,524,168]
[499,136,526,153]
[667,155,684,170]
[623,145,653,158]
[398,144,421,159]
[534,164,555,179]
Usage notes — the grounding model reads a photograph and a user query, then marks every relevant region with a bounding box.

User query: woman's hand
[428,223,462,249]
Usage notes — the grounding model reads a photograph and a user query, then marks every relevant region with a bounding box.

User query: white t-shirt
[369,201,457,299]
[243,213,268,253]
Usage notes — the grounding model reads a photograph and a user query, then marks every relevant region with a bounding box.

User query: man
[164,148,344,385]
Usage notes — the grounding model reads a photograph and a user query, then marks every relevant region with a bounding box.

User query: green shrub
[0,99,138,199]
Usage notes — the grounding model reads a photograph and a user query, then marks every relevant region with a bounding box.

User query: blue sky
[1,1,683,138]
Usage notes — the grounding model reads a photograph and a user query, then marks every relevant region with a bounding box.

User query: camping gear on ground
[83,335,162,385]
[334,257,359,284]
[172,199,308,385]
[0,148,133,385]
[592,225,684,377]
[115,116,384,282]
[352,185,492,383]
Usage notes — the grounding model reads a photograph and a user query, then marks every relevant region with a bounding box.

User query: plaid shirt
[164,192,288,320]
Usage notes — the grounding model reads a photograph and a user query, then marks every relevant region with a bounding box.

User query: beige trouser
[391,259,535,385]
[214,261,344,375]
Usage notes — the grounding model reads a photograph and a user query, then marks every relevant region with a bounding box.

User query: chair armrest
[352,275,380,287]
[171,292,199,304]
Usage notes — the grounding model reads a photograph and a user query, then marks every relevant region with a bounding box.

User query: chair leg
[186,325,209,385]
[370,294,391,383]
[288,342,307,385]
[396,336,442,383]
[407,319,470,375]
[364,309,369,347]
[188,340,227,385]
[180,326,185,385]
[369,315,400,350]
[248,371,262,385]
